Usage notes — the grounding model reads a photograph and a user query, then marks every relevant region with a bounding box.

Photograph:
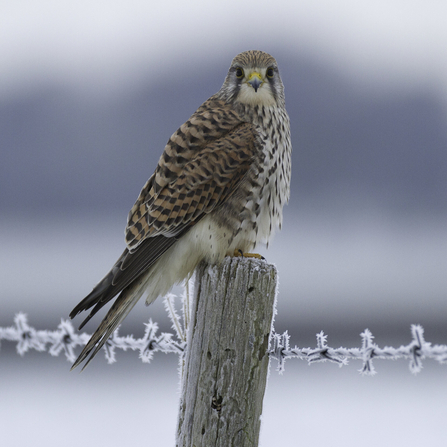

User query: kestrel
[70,50,292,369]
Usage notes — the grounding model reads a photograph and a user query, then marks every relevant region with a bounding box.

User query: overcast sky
[1,0,446,104]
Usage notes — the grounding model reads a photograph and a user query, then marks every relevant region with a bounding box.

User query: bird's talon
[233,250,265,260]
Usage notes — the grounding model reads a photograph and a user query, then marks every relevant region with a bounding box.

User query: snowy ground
[1,349,446,447]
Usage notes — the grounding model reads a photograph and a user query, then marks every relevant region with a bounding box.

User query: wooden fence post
[176,256,278,447]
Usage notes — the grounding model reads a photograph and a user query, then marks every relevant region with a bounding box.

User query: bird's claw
[233,249,265,260]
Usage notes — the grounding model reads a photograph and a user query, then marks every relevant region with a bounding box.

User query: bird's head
[219,50,285,107]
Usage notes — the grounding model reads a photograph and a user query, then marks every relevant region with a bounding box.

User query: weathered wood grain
[177,257,277,447]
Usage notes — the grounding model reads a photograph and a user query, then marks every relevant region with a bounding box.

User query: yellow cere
[248,72,263,82]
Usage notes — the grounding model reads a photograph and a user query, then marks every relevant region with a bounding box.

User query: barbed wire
[269,325,447,375]
[0,312,185,365]
[2,311,447,375]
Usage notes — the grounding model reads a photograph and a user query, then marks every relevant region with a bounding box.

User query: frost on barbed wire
[0,312,185,366]
[2,299,447,374]
[269,324,447,375]
[163,277,195,344]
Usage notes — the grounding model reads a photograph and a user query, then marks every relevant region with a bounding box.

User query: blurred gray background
[1,1,446,446]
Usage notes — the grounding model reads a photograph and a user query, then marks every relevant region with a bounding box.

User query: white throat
[236,83,276,107]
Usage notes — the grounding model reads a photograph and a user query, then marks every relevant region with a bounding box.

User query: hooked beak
[247,72,263,92]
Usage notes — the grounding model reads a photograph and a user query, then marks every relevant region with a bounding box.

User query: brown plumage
[70,50,292,370]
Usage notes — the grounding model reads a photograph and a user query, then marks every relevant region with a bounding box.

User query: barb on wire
[0,304,186,366]
[269,324,447,375]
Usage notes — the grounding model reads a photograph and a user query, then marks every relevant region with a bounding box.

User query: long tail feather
[71,284,142,371]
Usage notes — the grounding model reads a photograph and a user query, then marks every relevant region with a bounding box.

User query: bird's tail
[71,281,143,371]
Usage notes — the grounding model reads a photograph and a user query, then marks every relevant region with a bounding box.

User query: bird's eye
[266,67,274,78]
[235,68,244,78]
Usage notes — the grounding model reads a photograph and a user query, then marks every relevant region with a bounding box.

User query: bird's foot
[233,249,265,260]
